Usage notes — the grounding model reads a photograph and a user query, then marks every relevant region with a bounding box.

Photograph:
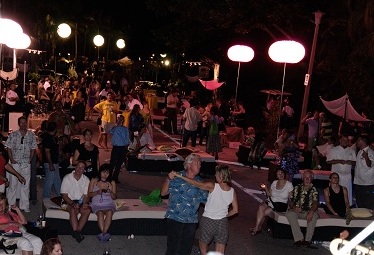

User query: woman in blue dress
[88,163,117,242]
[280,134,300,181]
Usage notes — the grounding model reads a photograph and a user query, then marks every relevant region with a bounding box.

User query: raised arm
[171,171,215,192]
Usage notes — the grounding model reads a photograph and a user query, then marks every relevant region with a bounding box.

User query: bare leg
[68,206,80,231]
[199,240,209,255]
[96,211,105,232]
[77,206,91,232]
[21,251,33,255]
[253,203,268,231]
[103,210,114,233]
[103,134,108,150]
[215,243,226,255]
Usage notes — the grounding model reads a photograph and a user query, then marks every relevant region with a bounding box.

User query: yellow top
[94,100,119,123]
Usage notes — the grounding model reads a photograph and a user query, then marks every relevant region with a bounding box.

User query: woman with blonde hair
[171,165,238,255]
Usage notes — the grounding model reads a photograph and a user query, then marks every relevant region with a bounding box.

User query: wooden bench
[266,208,374,241]
[43,198,168,235]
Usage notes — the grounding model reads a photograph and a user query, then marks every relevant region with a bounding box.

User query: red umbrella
[199,79,225,90]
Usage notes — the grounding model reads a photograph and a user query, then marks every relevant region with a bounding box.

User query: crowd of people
[1,71,374,254]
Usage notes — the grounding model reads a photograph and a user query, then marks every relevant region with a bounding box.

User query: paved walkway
[23,114,332,255]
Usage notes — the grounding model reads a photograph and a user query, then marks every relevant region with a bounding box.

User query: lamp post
[93,34,104,61]
[227,45,254,103]
[268,40,305,137]
[57,22,78,61]
[5,29,31,92]
[116,39,125,58]
[297,11,324,139]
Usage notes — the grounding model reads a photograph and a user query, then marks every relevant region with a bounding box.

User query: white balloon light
[6,33,31,49]
[116,39,125,49]
[93,35,104,47]
[57,23,72,38]
[0,18,23,44]
[268,40,305,137]
[227,45,255,103]
[268,40,305,63]
[227,45,254,62]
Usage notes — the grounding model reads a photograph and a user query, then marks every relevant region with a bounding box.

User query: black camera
[102,189,107,193]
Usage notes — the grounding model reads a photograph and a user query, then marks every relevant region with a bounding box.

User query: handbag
[0,237,19,254]
[266,197,288,212]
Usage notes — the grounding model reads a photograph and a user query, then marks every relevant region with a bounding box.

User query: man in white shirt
[182,101,202,148]
[61,161,91,243]
[354,135,374,209]
[126,93,143,110]
[326,135,356,205]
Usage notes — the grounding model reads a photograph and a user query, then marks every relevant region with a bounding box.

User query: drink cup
[41,220,46,228]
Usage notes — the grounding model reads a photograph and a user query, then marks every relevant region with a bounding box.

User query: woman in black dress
[72,128,100,179]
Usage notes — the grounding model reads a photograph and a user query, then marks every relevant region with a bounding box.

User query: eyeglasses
[21,137,24,144]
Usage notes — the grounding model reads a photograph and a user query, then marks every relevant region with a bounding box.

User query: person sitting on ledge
[250,168,293,236]
[87,163,117,243]
[322,172,350,218]
[285,170,319,247]
[60,161,90,243]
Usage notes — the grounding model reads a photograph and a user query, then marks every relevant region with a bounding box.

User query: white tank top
[203,183,234,219]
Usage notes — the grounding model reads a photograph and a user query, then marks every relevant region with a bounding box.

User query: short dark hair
[18,116,27,125]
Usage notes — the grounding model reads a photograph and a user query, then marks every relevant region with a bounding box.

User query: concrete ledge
[267,208,374,240]
[43,198,168,235]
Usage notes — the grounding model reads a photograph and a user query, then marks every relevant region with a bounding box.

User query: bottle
[77,195,84,206]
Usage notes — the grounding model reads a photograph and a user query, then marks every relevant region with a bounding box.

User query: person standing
[109,115,130,184]
[326,134,356,205]
[161,154,208,255]
[171,165,238,255]
[61,161,91,243]
[166,89,179,135]
[41,121,62,198]
[206,106,223,160]
[285,170,319,247]
[182,101,202,148]
[93,92,119,150]
[72,128,100,180]
[301,111,319,151]
[4,82,19,132]
[5,116,37,212]
[354,135,374,209]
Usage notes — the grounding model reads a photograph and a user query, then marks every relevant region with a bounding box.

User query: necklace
[100,179,108,183]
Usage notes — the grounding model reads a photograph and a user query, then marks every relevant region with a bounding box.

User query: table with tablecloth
[28,115,49,130]
[145,94,158,110]
[221,127,245,147]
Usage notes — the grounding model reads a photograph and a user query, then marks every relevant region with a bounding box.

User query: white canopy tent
[320,94,371,122]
